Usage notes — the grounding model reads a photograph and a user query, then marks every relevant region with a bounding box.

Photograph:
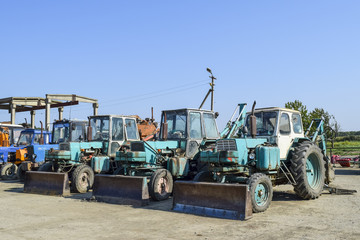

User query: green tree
[285,100,339,138]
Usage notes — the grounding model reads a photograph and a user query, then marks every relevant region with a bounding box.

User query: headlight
[249,152,256,160]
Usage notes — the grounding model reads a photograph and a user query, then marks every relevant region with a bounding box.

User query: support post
[93,103,99,116]
[58,107,64,120]
[10,104,16,124]
[45,98,51,131]
[31,110,36,128]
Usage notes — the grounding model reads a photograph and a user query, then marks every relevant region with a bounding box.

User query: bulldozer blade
[92,175,149,206]
[24,171,70,196]
[173,181,252,220]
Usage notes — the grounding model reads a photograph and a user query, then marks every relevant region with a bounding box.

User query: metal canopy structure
[0,94,98,130]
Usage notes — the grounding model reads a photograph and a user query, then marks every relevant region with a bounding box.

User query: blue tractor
[0,128,52,180]
[16,119,88,181]
[172,102,334,219]
[94,108,220,202]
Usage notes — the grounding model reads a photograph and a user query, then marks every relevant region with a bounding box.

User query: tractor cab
[89,115,140,157]
[159,108,220,158]
[245,108,304,159]
[0,124,24,147]
[52,120,87,144]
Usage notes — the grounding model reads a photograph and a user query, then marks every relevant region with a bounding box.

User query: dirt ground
[0,166,359,240]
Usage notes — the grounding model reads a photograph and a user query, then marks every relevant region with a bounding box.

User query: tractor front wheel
[290,141,325,199]
[71,165,94,193]
[193,171,214,182]
[38,162,53,172]
[248,173,273,213]
[1,163,18,180]
[17,165,26,181]
[149,169,173,201]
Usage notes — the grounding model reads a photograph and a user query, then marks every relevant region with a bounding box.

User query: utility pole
[199,68,217,111]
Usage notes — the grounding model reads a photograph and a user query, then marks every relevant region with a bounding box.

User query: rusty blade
[92,175,149,206]
[24,171,70,196]
[172,181,252,220]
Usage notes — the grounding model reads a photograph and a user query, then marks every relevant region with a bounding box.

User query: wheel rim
[306,153,321,189]
[6,166,16,176]
[157,177,169,197]
[254,182,269,206]
[79,172,90,189]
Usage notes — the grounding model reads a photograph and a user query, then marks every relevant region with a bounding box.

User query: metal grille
[59,143,70,151]
[216,139,237,151]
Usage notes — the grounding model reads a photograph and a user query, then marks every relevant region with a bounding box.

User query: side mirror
[242,126,248,135]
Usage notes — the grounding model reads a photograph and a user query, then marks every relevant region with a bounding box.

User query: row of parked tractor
[0,97,335,220]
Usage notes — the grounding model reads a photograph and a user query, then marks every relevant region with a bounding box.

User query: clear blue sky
[0,1,359,131]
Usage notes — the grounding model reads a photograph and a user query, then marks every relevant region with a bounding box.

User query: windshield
[11,128,23,145]
[53,123,70,143]
[71,122,86,142]
[161,111,187,139]
[17,132,33,145]
[91,117,110,141]
[246,111,278,136]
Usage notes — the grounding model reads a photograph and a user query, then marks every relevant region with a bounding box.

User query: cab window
[279,113,291,135]
[112,118,124,141]
[292,113,302,134]
[125,119,138,140]
[189,112,202,139]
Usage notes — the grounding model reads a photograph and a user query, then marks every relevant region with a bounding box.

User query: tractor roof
[21,128,51,134]
[0,123,24,129]
[252,107,301,114]
[89,115,138,119]
[162,108,214,113]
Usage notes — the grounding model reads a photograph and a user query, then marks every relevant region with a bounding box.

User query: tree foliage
[285,100,340,137]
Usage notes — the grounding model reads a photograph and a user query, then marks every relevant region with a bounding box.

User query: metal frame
[0,94,98,130]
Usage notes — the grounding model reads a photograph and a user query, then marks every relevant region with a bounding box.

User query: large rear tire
[149,169,173,201]
[248,173,273,213]
[71,165,94,193]
[1,163,18,180]
[290,141,325,199]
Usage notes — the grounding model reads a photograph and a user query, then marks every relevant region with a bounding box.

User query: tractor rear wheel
[71,165,94,193]
[290,141,325,199]
[247,173,273,213]
[1,163,18,180]
[149,169,173,201]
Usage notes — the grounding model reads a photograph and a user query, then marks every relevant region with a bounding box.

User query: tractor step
[279,161,296,185]
[92,175,150,206]
[172,181,252,220]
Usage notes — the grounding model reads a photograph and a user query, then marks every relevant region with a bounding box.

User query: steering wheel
[169,130,185,138]
[256,128,269,135]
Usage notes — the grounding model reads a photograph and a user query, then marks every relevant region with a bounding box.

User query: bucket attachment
[24,171,70,196]
[92,175,149,206]
[173,181,252,220]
